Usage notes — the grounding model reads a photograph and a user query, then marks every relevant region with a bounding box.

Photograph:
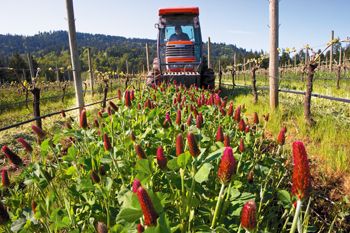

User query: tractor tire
[146,71,160,87]
[201,68,215,89]
[146,58,161,87]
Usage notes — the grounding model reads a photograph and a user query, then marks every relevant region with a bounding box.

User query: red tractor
[147,7,215,88]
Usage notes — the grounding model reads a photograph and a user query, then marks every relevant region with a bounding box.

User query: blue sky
[1,0,349,52]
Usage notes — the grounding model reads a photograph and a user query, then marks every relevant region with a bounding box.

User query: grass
[0,94,76,128]
[0,77,141,148]
[0,77,139,127]
[221,85,350,175]
[222,70,350,98]
[222,87,350,229]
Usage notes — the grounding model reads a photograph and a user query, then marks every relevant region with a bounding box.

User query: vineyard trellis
[1,75,349,134]
[219,82,350,104]
[0,76,144,132]
[0,96,119,132]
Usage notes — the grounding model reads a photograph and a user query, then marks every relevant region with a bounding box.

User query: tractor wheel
[146,71,160,87]
[146,58,161,87]
[201,68,215,89]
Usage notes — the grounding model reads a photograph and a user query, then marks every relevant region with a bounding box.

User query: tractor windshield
[165,25,193,41]
[159,15,200,43]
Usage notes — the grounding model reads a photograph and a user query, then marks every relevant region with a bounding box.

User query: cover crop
[0,83,311,233]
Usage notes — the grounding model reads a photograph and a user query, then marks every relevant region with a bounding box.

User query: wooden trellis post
[218,60,222,90]
[27,53,35,83]
[329,30,334,71]
[87,47,94,96]
[208,37,211,69]
[31,87,42,129]
[66,0,85,117]
[269,0,279,109]
[145,43,150,73]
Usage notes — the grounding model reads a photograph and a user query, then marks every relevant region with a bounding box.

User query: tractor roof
[159,7,199,16]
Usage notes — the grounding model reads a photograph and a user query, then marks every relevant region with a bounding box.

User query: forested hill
[0,31,263,82]
[0,30,257,61]
[0,31,156,57]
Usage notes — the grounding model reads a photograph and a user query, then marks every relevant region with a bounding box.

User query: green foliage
[0,31,266,83]
[220,82,350,173]
[0,83,314,232]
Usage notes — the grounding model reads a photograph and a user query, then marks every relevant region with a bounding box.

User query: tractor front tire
[201,68,215,89]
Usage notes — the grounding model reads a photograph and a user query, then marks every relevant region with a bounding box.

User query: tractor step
[163,72,200,76]
[147,72,200,87]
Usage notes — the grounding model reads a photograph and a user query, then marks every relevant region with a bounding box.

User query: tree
[8,53,28,82]
[280,50,291,66]
[0,57,6,83]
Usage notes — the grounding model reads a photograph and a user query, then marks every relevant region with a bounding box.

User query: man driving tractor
[169,25,190,41]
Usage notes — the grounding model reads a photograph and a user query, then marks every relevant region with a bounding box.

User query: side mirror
[193,16,200,28]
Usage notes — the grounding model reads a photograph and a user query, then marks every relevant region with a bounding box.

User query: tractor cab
[147,7,214,88]
[157,7,202,73]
